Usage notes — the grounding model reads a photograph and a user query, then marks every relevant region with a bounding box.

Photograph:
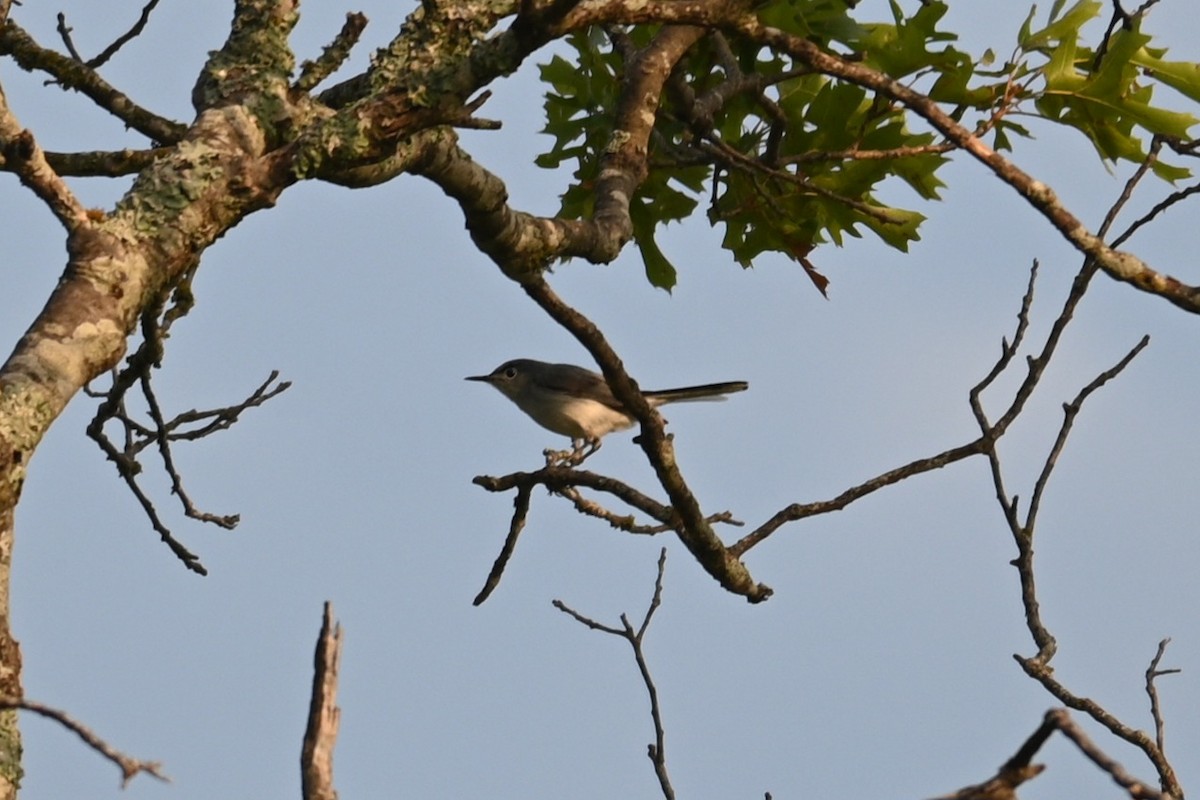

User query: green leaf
[630,197,677,290]
[1016,5,1038,49]
[1132,52,1200,104]
[1022,0,1102,50]
[756,0,866,47]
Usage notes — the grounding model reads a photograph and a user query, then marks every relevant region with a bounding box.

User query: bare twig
[558,485,740,535]
[1025,335,1149,528]
[931,707,1166,800]
[1144,638,1180,756]
[0,697,168,786]
[473,483,531,605]
[53,13,83,62]
[554,549,675,800]
[1016,658,1180,796]
[295,12,368,93]
[301,603,342,800]
[87,298,289,572]
[473,462,745,602]
[57,0,161,69]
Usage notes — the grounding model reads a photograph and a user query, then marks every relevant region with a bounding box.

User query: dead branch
[0,697,168,786]
[554,549,675,800]
[301,602,343,800]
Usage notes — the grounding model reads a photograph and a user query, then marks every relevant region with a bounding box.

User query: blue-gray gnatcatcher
[466,359,748,447]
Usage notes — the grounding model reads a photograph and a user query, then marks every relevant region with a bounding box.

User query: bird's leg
[543,437,601,467]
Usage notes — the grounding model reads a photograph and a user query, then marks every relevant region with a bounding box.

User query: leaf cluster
[535,0,1200,290]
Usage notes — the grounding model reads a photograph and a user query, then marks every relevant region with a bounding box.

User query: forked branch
[554,549,676,800]
[87,297,289,574]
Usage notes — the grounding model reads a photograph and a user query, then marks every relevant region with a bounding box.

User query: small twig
[57,0,162,69]
[0,697,168,786]
[294,12,368,93]
[558,485,741,535]
[1094,0,1163,70]
[139,370,239,529]
[54,13,84,62]
[300,602,342,800]
[554,550,675,800]
[1144,638,1180,756]
[475,466,677,525]
[88,298,289,572]
[1025,335,1149,528]
[1098,137,1164,243]
[473,483,532,605]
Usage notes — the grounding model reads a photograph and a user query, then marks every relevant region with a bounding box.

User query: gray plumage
[466,358,748,442]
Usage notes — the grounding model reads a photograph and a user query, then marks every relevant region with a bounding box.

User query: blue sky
[2,2,1198,798]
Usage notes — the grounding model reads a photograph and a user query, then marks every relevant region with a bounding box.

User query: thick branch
[301,603,342,800]
[410,131,620,277]
[522,277,772,602]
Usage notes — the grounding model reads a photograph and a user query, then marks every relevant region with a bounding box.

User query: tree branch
[0,697,167,786]
[294,12,368,93]
[731,16,1200,313]
[300,602,342,800]
[931,707,1165,800]
[0,114,88,230]
[56,0,161,71]
[1144,638,1179,758]
[86,294,290,574]
[554,549,675,800]
[521,277,773,602]
[0,19,186,143]
[473,465,742,603]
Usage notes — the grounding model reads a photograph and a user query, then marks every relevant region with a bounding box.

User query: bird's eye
[503,366,518,379]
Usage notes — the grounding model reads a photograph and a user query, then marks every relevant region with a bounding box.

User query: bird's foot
[544,438,600,467]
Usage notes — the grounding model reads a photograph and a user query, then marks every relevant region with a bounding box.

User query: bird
[466,358,748,454]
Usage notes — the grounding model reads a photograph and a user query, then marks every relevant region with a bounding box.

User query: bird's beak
[464,374,494,383]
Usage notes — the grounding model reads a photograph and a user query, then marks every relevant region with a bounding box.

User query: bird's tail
[646,381,749,404]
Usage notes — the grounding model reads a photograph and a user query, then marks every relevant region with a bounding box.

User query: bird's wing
[541,363,624,409]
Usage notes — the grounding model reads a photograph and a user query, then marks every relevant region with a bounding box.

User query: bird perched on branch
[467,358,748,460]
